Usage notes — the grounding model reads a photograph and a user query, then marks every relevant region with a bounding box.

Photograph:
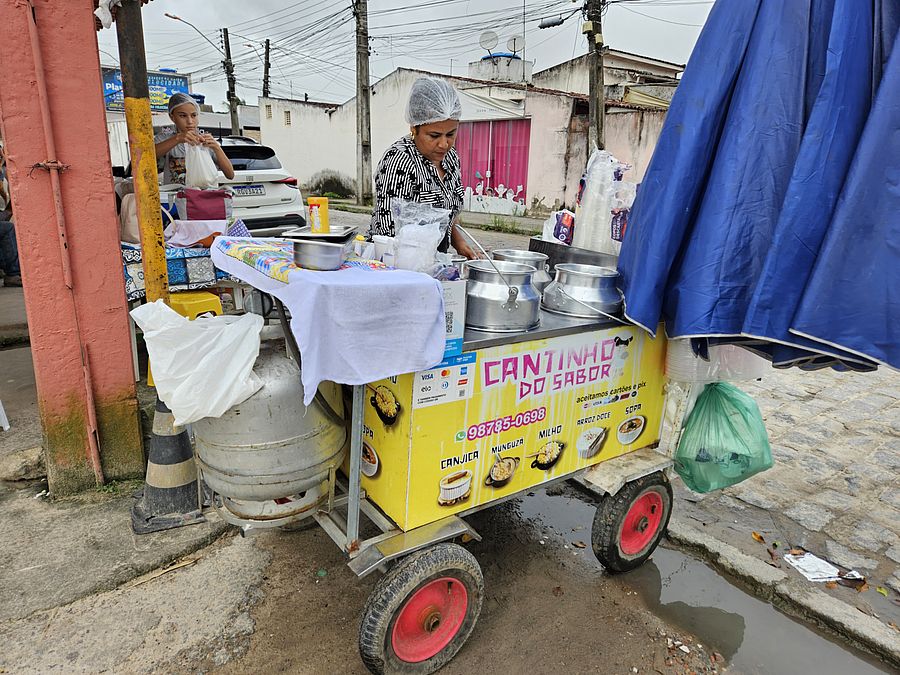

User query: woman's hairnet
[168,92,200,114]
[405,78,462,127]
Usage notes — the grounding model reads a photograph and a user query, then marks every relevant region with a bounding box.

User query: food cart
[197,236,683,675]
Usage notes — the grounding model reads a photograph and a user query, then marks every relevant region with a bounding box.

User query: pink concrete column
[0,0,143,494]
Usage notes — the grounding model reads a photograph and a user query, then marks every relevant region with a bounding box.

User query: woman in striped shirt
[370,78,478,259]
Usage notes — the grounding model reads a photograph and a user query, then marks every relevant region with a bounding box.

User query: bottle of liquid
[308,196,330,233]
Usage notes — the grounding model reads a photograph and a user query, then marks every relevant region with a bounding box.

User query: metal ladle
[455,224,519,311]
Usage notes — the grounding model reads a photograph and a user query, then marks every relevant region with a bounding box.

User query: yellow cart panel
[361,323,667,531]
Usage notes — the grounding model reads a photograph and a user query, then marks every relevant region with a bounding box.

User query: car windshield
[222,145,282,171]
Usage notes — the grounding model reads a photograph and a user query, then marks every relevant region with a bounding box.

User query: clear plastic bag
[391,200,450,272]
[666,340,770,383]
[573,149,636,255]
[130,300,264,425]
[185,144,219,189]
[674,382,773,493]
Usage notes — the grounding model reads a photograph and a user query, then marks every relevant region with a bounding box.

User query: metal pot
[541,263,623,319]
[491,249,552,293]
[192,343,347,503]
[465,259,541,332]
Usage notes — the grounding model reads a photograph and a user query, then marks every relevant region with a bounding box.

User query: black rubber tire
[591,471,673,573]
[358,543,484,675]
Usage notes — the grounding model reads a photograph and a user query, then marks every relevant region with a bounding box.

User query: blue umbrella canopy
[790,37,900,367]
[617,0,900,371]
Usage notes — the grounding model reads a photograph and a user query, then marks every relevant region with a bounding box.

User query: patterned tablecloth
[122,243,238,301]
[215,238,389,282]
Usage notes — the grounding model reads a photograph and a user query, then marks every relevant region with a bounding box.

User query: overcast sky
[96,0,713,110]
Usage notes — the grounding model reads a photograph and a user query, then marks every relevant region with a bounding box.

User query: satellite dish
[507,35,524,54]
[479,30,499,52]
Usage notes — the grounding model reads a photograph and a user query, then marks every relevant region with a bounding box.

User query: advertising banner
[102,68,190,112]
[361,325,667,531]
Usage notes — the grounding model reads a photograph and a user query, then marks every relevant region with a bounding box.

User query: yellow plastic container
[147,291,223,387]
[307,196,330,233]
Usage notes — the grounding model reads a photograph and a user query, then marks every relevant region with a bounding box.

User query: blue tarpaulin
[617,0,900,371]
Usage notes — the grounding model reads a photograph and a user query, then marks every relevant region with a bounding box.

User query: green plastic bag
[674,382,772,493]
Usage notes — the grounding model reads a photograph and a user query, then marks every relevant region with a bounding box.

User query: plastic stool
[147,291,223,387]
[169,290,224,320]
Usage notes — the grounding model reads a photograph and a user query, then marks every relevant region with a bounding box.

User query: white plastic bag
[131,301,264,425]
[185,144,219,189]
[541,210,576,245]
[391,200,449,272]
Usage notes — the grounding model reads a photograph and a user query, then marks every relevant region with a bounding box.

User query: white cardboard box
[441,279,466,358]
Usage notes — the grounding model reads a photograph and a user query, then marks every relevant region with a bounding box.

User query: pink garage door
[455,119,531,200]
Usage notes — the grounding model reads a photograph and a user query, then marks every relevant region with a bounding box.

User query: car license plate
[233,184,266,196]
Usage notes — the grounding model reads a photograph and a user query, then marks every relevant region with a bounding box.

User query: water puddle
[516,485,891,675]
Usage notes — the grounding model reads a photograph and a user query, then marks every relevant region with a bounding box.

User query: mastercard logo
[441,369,451,377]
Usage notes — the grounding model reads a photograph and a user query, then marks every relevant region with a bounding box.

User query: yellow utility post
[115,0,169,304]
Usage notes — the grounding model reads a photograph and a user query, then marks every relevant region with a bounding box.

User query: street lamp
[163,13,224,56]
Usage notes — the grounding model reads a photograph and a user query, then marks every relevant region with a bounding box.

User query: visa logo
[422,373,435,380]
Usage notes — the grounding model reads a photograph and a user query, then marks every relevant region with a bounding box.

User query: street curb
[0,328,29,348]
[330,203,371,215]
[329,202,543,236]
[667,516,900,669]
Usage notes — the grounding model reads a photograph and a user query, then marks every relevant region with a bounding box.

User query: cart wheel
[591,472,672,573]
[359,543,483,675]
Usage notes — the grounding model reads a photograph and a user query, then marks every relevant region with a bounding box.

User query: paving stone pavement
[673,365,900,628]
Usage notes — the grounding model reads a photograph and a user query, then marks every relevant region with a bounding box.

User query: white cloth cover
[211,241,446,405]
[164,219,227,248]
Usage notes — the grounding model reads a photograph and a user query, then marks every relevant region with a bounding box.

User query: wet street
[220,485,889,675]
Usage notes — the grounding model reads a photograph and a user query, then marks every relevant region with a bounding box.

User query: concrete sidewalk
[667,366,900,659]
[1,284,233,625]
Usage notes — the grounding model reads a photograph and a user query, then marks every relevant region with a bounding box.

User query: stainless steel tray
[291,239,352,271]
[282,224,357,243]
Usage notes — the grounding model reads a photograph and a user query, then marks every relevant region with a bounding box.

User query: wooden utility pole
[221,28,240,135]
[585,0,605,150]
[353,0,373,205]
[263,38,271,98]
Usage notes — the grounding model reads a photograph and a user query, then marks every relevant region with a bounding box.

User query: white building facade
[260,52,682,216]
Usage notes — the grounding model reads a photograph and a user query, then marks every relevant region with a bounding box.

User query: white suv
[219,139,306,235]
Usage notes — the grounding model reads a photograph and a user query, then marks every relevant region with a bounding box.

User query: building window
[284,110,292,126]
[265,104,272,119]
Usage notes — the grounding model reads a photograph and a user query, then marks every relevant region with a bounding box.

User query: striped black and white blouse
[370,136,464,250]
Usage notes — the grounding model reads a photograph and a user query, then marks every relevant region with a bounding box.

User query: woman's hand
[455,241,483,260]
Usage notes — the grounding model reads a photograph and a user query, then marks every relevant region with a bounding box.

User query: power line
[613,3,705,26]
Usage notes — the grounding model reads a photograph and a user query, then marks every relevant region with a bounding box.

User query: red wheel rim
[391,577,469,663]
[619,490,664,556]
